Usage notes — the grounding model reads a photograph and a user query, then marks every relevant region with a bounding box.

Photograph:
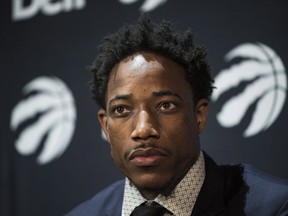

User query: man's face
[98,52,208,198]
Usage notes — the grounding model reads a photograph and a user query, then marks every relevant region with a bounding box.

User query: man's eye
[159,102,176,111]
[113,106,129,114]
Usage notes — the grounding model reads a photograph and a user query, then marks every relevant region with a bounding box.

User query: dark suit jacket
[66,153,288,216]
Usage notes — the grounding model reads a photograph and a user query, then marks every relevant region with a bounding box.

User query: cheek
[106,121,130,158]
[107,119,125,141]
[108,134,124,168]
[167,116,199,153]
[164,113,197,137]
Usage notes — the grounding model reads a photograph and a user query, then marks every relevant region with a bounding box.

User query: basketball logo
[10,76,76,164]
[212,43,287,137]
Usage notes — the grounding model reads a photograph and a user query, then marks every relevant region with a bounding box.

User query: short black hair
[90,15,214,109]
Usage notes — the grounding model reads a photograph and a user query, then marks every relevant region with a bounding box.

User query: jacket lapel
[192,152,247,216]
[103,180,125,216]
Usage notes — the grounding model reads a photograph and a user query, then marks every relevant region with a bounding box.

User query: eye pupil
[117,107,124,113]
[160,102,176,111]
[163,103,170,109]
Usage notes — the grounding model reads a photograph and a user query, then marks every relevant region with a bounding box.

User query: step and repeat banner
[1,1,287,215]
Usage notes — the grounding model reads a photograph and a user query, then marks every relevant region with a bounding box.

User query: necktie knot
[131,201,168,216]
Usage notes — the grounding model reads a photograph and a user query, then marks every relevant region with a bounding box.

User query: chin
[131,173,172,191]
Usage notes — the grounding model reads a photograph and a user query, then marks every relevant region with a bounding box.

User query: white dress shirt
[121,151,205,216]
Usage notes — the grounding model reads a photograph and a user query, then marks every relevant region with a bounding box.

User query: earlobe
[196,99,209,133]
[98,109,110,142]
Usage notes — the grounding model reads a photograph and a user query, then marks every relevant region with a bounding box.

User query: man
[66,16,288,216]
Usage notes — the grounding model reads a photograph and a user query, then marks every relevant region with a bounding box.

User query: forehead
[110,52,186,82]
[106,52,192,102]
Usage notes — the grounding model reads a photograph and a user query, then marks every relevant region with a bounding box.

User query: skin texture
[98,52,208,199]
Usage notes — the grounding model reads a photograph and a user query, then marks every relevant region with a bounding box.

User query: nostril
[131,127,154,140]
[131,110,160,140]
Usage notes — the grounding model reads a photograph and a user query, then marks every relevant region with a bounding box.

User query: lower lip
[130,155,166,166]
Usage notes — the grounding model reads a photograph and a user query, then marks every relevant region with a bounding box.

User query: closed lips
[128,147,168,160]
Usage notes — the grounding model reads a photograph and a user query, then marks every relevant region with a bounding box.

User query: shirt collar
[121,151,205,216]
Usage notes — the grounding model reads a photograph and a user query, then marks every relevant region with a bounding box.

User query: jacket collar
[192,152,247,216]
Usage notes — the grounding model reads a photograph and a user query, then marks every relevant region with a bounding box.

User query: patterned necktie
[131,201,168,216]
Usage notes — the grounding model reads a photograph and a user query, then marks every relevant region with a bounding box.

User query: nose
[131,110,160,141]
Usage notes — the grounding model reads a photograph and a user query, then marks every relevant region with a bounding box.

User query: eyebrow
[108,90,181,105]
[108,94,132,105]
[152,90,181,99]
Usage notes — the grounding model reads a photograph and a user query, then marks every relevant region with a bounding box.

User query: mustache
[126,143,168,159]
[127,143,155,154]
[133,142,155,150]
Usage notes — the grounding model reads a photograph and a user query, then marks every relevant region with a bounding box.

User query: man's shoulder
[65,179,125,216]
[242,164,288,185]
[232,164,288,193]
[220,163,288,197]
[242,164,288,203]
[220,163,288,215]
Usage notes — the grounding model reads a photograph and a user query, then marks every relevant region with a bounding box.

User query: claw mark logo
[119,0,167,12]
[212,43,287,137]
[10,76,76,164]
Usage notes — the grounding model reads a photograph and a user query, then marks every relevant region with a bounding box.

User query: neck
[140,189,160,200]
[137,152,201,200]
[139,159,196,200]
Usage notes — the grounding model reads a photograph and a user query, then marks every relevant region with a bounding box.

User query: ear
[196,99,209,133]
[98,109,110,142]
